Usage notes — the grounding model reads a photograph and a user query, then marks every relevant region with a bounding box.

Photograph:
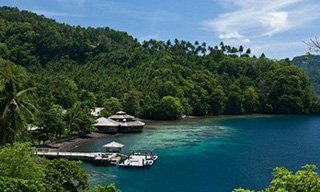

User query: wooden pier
[35,151,118,165]
[35,141,158,167]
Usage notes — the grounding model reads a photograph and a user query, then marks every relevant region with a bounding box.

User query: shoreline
[43,114,295,152]
[47,132,110,152]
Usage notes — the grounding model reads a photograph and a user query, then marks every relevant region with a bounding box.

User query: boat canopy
[103,141,124,148]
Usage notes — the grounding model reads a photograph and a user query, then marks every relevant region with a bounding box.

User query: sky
[0,0,320,59]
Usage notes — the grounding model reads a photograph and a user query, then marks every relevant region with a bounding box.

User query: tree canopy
[0,6,319,192]
[234,164,320,192]
[0,6,319,127]
[0,143,120,192]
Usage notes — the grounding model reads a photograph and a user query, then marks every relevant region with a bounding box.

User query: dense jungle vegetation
[234,164,320,192]
[0,143,119,191]
[1,6,320,192]
[292,54,320,95]
[1,6,320,144]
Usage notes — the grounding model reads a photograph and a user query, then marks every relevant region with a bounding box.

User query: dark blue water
[76,115,320,192]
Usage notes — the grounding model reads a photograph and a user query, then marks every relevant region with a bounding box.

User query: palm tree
[0,63,35,144]
[239,45,244,56]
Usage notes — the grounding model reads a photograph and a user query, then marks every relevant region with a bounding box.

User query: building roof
[94,116,145,127]
[116,111,126,115]
[109,111,135,120]
[94,117,118,127]
[103,141,124,148]
[119,121,145,126]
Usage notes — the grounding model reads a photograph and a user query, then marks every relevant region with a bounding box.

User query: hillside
[291,54,320,95]
[1,6,320,125]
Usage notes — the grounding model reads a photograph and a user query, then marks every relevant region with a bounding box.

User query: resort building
[94,111,145,133]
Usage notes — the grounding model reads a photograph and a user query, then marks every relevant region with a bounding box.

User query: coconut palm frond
[0,64,35,144]
[16,102,34,122]
[16,87,36,98]
[0,97,9,117]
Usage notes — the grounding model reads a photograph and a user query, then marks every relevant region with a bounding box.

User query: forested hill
[1,6,320,122]
[291,55,320,95]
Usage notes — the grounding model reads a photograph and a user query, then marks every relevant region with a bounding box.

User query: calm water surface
[75,115,320,192]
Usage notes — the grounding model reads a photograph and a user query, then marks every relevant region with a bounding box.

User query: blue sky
[0,0,319,59]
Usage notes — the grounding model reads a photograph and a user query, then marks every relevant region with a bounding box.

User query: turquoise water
[76,115,320,192]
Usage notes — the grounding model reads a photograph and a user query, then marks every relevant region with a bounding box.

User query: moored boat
[119,152,157,168]
[132,150,158,161]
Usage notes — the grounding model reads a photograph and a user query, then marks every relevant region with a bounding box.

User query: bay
[75,115,320,192]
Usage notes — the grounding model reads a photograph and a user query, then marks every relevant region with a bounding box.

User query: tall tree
[239,45,244,56]
[123,90,143,116]
[0,62,35,144]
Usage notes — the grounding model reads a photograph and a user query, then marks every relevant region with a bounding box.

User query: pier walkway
[35,141,157,167]
[35,151,117,164]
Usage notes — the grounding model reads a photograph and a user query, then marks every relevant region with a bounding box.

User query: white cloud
[55,0,86,8]
[201,0,320,58]
[202,0,320,40]
[218,32,243,40]
[243,38,250,43]
[33,10,83,18]
[250,41,304,59]
[259,11,288,36]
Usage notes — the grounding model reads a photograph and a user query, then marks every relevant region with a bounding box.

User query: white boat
[132,151,158,161]
[110,156,121,165]
[145,159,154,166]
[151,155,158,161]
[119,154,155,167]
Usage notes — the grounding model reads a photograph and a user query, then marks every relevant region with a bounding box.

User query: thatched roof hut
[109,111,135,121]
[94,117,118,127]
[94,111,145,133]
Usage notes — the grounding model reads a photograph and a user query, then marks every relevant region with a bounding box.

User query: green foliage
[291,54,320,95]
[209,86,226,115]
[0,6,319,192]
[0,6,319,127]
[233,189,253,192]
[37,105,66,142]
[0,143,44,181]
[234,164,320,192]
[158,96,184,120]
[0,143,95,192]
[225,84,243,115]
[243,87,259,113]
[33,103,95,143]
[267,63,311,114]
[0,61,36,144]
[140,96,184,120]
[0,176,44,192]
[87,184,121,192]
[44,159,88,192]
[101,97,123,117]
[123,90,143,116]
[64,102,95,136]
